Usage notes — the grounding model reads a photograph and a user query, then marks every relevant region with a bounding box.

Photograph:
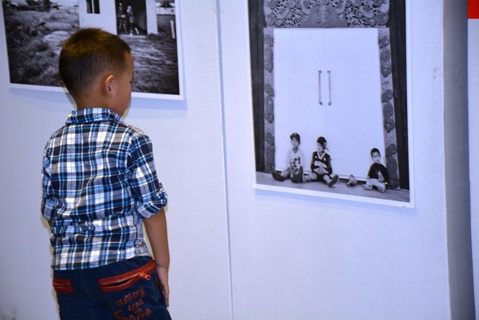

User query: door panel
[323,28,384,178]
[274,28,384,179]
[274,28,326,170]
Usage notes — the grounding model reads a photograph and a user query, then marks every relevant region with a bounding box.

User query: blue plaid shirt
[41,108,167,270]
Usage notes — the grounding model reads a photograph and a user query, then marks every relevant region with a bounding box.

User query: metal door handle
[319,70,323,105]
[328,70,332,106]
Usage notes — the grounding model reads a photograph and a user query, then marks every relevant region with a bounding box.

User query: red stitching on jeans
[53,277,74,294]
[98,259,156,293]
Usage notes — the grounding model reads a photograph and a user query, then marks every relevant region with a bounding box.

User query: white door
[274,28,384,179]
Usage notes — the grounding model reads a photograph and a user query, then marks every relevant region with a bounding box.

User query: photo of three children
[272,132,389,193]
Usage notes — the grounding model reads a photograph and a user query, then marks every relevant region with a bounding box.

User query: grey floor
[256,172,410,203]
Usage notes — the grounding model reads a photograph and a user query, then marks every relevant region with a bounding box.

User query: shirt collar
[66,108,123,125]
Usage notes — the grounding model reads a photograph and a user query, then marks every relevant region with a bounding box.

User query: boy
[272,132,305,183]
[363,147,389,193]
[304,136,338,187]
[41,28,171,319]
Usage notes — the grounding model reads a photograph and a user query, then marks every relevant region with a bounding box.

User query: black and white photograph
[1,0,183,99]
[249,0,413,206]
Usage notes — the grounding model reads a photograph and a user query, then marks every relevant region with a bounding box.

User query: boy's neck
[75,93,107,110]
[73,75,111,111]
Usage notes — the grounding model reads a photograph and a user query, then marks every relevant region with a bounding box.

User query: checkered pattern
[41,108,167,270]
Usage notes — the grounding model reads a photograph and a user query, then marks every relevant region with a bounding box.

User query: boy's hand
[314,164,328,175]
[144,209,170,307]
[156,265,170,307]
[378,171,385,182]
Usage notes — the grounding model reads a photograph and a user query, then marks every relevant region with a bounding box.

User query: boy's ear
[104,75,114,96]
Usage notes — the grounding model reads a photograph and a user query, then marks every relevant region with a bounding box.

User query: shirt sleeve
[41,147,55,221]
[299,150,306,167]
[285,149,292,168]
[129,134,168,219]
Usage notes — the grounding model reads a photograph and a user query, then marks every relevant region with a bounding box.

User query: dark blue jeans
[53,256,171,320]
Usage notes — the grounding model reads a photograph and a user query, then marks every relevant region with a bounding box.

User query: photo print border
[1,0,184,100]
[249,0,415,207]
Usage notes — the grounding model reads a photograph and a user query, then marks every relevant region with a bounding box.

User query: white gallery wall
[469,0,479,317]
[0,0,474,319]
[219,0,473,319]
[0,1,232,319]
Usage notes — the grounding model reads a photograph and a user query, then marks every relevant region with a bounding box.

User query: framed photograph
[1,0,183,100]
[249,0,414,207]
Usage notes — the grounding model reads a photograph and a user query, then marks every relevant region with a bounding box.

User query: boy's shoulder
[370,162,386,169]
[123,122,147,136]
[119,122,152,146]
[45,109,150,146]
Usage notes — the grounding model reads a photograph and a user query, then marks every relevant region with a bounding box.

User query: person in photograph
[304,136,339,187]
[272,132,305,183]
[117,2,128,34]
[41,28,171,319]
[127,5,139,35]
[363,147,389,193]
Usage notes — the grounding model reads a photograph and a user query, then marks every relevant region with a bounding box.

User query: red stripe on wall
[470,0,479,18]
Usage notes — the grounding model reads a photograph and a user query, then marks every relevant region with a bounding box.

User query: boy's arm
[326,155,333,174]
[380,164,390,182]
[310,153,316,171]
[366,164,374,178]
[144,208,170,306]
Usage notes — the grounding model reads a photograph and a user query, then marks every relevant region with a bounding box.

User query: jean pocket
[98,259,156,293]
[53,277,74,294]
[98,259,170,319]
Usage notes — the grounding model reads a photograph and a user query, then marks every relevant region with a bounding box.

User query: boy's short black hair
[290,132,300,144]
[370,148,381,156]
[59,28,131,99]
[317,136,327,147]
